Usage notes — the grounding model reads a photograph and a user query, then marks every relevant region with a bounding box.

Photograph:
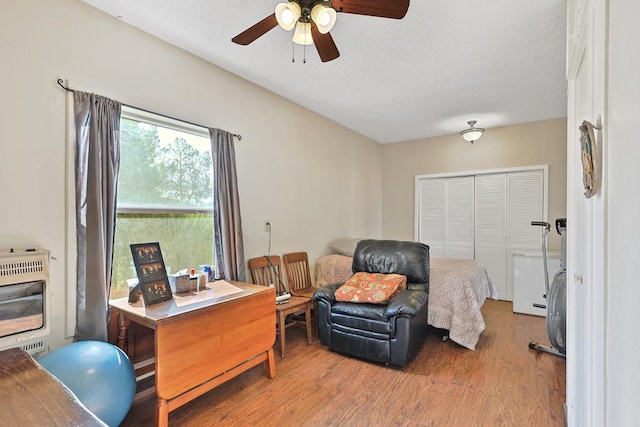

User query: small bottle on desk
[204,265,215,283]
[189,268,198,291]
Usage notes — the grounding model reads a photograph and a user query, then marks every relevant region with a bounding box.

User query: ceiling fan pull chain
[292,41,295,63]
[303,24,308,64]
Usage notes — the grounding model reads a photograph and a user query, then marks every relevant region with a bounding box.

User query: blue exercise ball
[38,340,136,427]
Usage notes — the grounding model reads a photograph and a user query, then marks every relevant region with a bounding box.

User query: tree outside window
[110,112,214,299]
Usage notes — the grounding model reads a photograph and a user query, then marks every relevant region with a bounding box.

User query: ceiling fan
[231,0,410,63]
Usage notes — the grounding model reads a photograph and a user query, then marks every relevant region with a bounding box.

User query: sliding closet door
[444,176,474,259]
[417,178,445,257]
[474,170,544,300]
[507,170,544,252]
[416,176,474,259]
[416,167,546,301]
[475,174,508,300]
[506,170,545,300]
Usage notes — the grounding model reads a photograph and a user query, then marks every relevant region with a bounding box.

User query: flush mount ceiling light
[460,120,485,144]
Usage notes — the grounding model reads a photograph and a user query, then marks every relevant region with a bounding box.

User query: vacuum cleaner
[528,218,567,358]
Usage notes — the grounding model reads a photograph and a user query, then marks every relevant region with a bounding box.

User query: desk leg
[117,312,128,352]
[156,398,169,427]
[265,348,276,378]
[278,310,286,358]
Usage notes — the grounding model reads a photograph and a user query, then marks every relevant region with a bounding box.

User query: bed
[316,253,497,350]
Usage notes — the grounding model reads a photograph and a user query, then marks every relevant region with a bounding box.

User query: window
[110,107,214,299]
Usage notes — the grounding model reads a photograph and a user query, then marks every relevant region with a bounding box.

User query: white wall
[0,0,382,349]
[606,1,640,424]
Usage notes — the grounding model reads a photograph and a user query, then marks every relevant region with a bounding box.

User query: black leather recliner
[313,239,429,367]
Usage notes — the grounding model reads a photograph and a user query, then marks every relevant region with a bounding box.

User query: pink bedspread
[316,254,353,288]
[315,254,496,350]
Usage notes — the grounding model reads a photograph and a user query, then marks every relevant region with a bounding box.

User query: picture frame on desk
[130,242,173,306]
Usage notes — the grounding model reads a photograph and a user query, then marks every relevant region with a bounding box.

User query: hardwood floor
[121,300,565,426]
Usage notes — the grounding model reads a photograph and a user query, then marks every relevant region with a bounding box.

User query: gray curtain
[74,91,121,341]
[209,128,245,281]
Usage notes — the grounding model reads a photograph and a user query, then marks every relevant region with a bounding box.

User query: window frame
[118,106,214,216]
[109,107,215,299]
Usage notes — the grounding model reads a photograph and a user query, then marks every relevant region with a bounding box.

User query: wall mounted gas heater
[0,249,51,355]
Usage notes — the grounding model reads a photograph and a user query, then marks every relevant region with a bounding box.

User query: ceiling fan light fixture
[460,120,485,143]
[275,2,301,31]
[292,21,313,45]
[311,4,337,34]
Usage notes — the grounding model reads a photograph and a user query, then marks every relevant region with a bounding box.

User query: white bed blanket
[315,255,497,350]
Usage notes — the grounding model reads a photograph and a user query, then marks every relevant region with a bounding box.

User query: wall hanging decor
[578,120,601,198]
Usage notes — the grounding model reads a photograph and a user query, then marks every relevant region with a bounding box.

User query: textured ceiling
[80,0,567,144]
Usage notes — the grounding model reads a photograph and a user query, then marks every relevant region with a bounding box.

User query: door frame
[565,0,606,425]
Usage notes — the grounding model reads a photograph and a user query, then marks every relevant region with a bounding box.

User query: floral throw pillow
[335,272,407,304]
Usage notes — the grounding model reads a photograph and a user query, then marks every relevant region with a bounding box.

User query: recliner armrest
[312,283,342,303]
[385,290,429,317]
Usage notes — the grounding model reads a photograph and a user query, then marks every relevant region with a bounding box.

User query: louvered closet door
[417,168,545,301]
[507,170,544,252]
[475,170,544,300]
[475,174,508,300]
[504,170,545,300]
[444,176,474,259]
[417,178,445,257]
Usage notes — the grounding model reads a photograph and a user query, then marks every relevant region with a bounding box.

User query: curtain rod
[57,79,242,141]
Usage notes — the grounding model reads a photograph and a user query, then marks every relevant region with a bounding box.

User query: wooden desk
[110,280,276,427]
[0,348,107,426]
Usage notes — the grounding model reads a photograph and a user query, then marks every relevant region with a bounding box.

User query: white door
[506,170,545,301]
[475,170,544,301]
[566,0,606,425]
[417,178,445,257]
[417,176,474,259]
[475,173,507,299]
[418,169,546,301]
[444,176,474,259]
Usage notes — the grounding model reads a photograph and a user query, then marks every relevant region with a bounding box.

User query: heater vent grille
[0,250,49,286]
[19,338,49,355]
[0,259,45,277]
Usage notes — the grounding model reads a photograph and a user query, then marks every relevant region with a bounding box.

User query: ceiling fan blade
[331,0,410,19]
[311,25,340,62]
[232,14,278,45]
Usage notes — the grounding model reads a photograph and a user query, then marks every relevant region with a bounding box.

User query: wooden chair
[248,256,312,358]
[283,252,318,340]
[282,252,316,299]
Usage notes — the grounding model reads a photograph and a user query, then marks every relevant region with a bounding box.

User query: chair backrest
[248,256,285,293]
[283,252,313,292]
[352,239,430,292]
